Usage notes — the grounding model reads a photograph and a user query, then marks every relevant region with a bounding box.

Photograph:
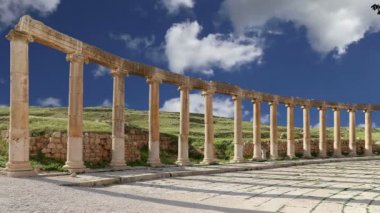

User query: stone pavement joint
[33,156,380,187]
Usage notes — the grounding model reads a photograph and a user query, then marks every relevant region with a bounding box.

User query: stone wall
[15,128,176,163]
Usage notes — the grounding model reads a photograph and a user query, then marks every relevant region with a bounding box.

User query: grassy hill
[0,106,379,169]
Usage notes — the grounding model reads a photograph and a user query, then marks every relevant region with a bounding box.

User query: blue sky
[1,0,380,128]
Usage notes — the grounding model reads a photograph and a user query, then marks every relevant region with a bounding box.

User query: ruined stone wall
[0,128,176,163]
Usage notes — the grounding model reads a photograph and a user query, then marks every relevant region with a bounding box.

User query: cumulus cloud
[161,0,194,14]
[261,114,270,124]
[222,0,380,55]
[165,21,262,75]
[0,0,60,31]
[357,122,377,128]
[161,93,236,118]
[100,99,112,107]
[110,33,155,51]
[37,97,61,107]
[92,65,110,78]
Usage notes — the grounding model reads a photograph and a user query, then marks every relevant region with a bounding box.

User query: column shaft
[202,90,216,164]
[270,101,279,160]
[232,95,244,162]
[6,31,35,177]
[333,109,342,157]
[348,109,357,156]
[147,76,162,166]
[63,53,86,173]
[302,106,311,158]
[286,104,295,158]
[364,110,373,156]
[252,99,262,160]
[176,84,191,166]
[319,107,327,158]
[110,71,127,169]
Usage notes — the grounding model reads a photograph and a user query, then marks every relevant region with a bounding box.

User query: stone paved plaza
[1,160,380,212]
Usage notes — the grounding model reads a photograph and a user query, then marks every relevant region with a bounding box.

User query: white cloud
[222,0,380,56]
[261,114,270,124]
[161,93,235,118]
[100,99,112,107]
[161,0,194,14]
[0,0,60,31]
[92,65,110,78]
[165,21,263,75]
[312,122,320,128]
[357,122,377,128]
[110,33,155,51]
[37,97,61,107]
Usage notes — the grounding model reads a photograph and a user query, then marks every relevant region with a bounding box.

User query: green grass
[0,106,379,170]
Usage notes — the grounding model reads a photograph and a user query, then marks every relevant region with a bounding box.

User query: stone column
[286,102,295,159]
[252,98,262,161]
[302,104,311,158]
[5,31,36,177]
[147,75,162,167]
[333,107,343,157]
[348,108,357,156]
[201,88,216,164]
[269,100,279,160]
[318,106,327,158]
[110,70,128,169]
[364,109,373,156]
[63,53,87,173]
[176,81,192,166]
[231,94,244,163]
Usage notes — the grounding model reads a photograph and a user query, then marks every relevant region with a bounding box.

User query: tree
[372,4,380,14]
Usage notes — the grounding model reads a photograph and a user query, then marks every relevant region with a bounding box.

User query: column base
[200,159,218,165]
[286,155,297,159]
[251,157,264,161]
[110,161,128,170]
[230,158,245,163]
[302,154,313,159]
[333,153,343,158]
[364,151,374,156]
[348,152,357,157]
[175,159,192,166]
[5,161,36,177]
[270,155,280,160]
[63,161,87,173]
[147,158,162,167]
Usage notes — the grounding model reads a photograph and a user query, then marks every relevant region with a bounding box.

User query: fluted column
[318,106,327,158]
[147,75,162,167]
[231,93,244,163]
[364,109,373,156]
[302,104,311,158]
[110,70,127,169]
[286,102,295,159]
[176,81,192,166]
[348,108,357,156]
[201,88,216,164]
[63,53,87,173]
[333,108,342,157]
[269,100,279,160]
[5,30,36,177]
[252,98,262,160]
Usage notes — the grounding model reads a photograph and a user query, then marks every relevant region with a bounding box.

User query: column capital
[111,67,128,77]
[232,89,244,101]
[6,30,33,43]
[268,96,279,106]
[178,77,192,91]
[332,105,343,111]
[347,106,356,112]
[317,103,327,110]
[285,98,295,108]
[251,95,262,103]
[66,53,89,64]
[301,101,311,109]
[146,73,162,84]
[202,81,216,96]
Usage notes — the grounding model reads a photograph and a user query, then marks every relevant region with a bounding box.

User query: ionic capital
[332,104,343,111]
[232,89,244,101]
[146,73,162,84]
[317,103,327,111]
[301,100,311,109]
[363,106,372,113]
[111,66,128,77]
[178,77,192,91]
[66,53,89,64]
[6,30,33,43]
[268,96,279,106]
[347,106,356,112]
[285,98,295,108]
[202,82,216,96]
